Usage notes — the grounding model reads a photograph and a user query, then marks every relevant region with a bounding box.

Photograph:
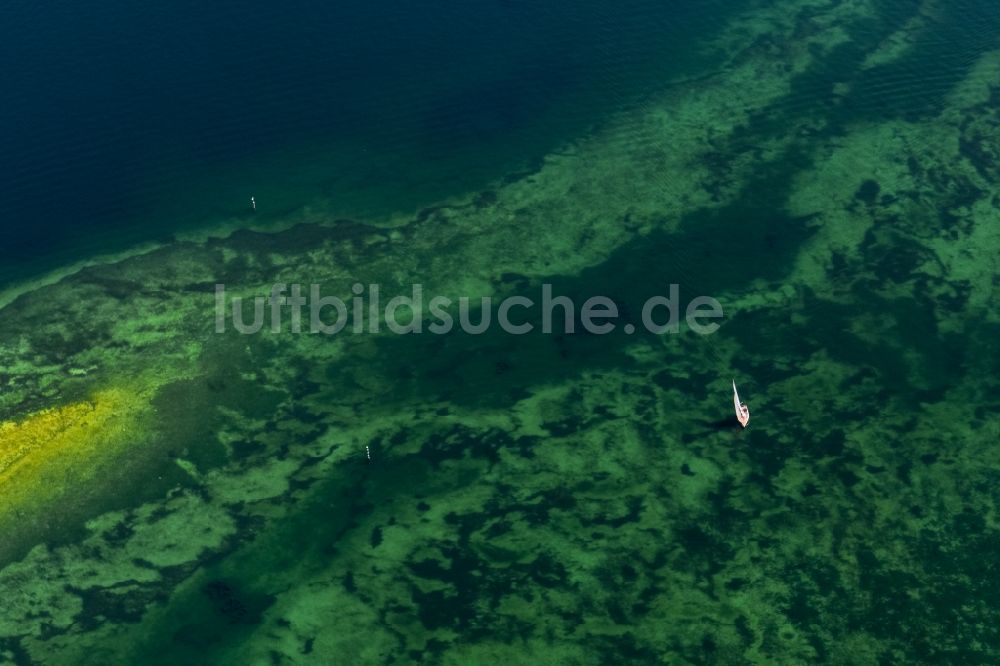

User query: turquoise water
[2,0,1000,663]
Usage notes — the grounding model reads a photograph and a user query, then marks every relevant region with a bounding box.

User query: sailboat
[732,380,750,428]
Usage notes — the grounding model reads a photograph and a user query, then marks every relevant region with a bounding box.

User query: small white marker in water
[366,445,371,461]
[250,196,256,211]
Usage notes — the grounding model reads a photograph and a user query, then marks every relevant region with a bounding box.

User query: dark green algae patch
[3,0,1000,663]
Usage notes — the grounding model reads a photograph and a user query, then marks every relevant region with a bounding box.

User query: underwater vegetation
[1,0,1000,663]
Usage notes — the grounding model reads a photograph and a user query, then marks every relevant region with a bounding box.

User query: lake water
[2,0,1000,663]
[0,0,732,286]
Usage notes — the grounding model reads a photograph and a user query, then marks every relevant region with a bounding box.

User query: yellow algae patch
[0,387,152,557]
[1,392,116,473]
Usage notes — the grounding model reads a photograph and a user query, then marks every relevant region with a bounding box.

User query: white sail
[732,380,750,427]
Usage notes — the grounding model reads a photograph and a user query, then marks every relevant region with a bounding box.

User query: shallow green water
[2,0,1000,664]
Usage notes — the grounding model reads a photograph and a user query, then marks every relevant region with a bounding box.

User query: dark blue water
[0,0,740,287]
